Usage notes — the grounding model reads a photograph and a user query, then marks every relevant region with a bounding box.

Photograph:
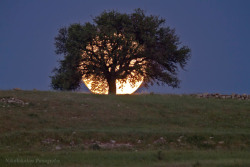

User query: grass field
[0,90,249,166]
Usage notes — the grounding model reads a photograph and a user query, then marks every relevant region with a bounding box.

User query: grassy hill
[0,90,249,167]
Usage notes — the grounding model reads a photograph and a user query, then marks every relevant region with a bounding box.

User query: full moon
[83,76,143,94]
[81,34,145,94]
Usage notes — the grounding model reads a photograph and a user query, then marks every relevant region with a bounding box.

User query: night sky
[1,0,250,94]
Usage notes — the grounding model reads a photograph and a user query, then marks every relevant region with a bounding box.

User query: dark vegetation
[0,90,249,166]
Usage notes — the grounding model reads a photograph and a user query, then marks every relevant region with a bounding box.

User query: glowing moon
[83,76,143,94]
[81,34,145,94]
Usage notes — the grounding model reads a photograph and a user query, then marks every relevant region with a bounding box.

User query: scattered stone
[203,141,209,144]
[91,143,101,150]
[91,140,101,144]
[215,93,220,98]
[197,94,203,98]
[42,138,55,144]
[218,141,224,145]
[81,104,89,107]
[102,141,131,149]
[13,88,21,91]
[179,136,184,139]
[177,136,184,143]
[70,141,75,146]
[242,94,247,100]
[0,97,28,106]
[203,140,215,145]
[110,140,116,144]
[87,140,133,150]
[196,93,250,100]
[203,93,209,98]
[55,146,62,150]
[154,137,166,144]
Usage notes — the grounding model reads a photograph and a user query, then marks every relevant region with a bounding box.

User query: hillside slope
[0,90,249,166]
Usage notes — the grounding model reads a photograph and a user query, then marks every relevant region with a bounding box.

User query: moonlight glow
[83,76,143,94]
[81,34,145,94]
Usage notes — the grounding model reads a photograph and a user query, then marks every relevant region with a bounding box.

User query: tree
[51,9,191,94]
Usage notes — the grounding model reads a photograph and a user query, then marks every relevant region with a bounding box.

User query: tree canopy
[51,9,191,94]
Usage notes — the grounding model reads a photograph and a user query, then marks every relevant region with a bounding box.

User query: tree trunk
[108,78,116,95]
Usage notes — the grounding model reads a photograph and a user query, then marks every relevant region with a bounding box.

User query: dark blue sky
[1,0,250,94]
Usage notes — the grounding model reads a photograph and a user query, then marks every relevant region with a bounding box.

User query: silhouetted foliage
[51,9,191,94]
